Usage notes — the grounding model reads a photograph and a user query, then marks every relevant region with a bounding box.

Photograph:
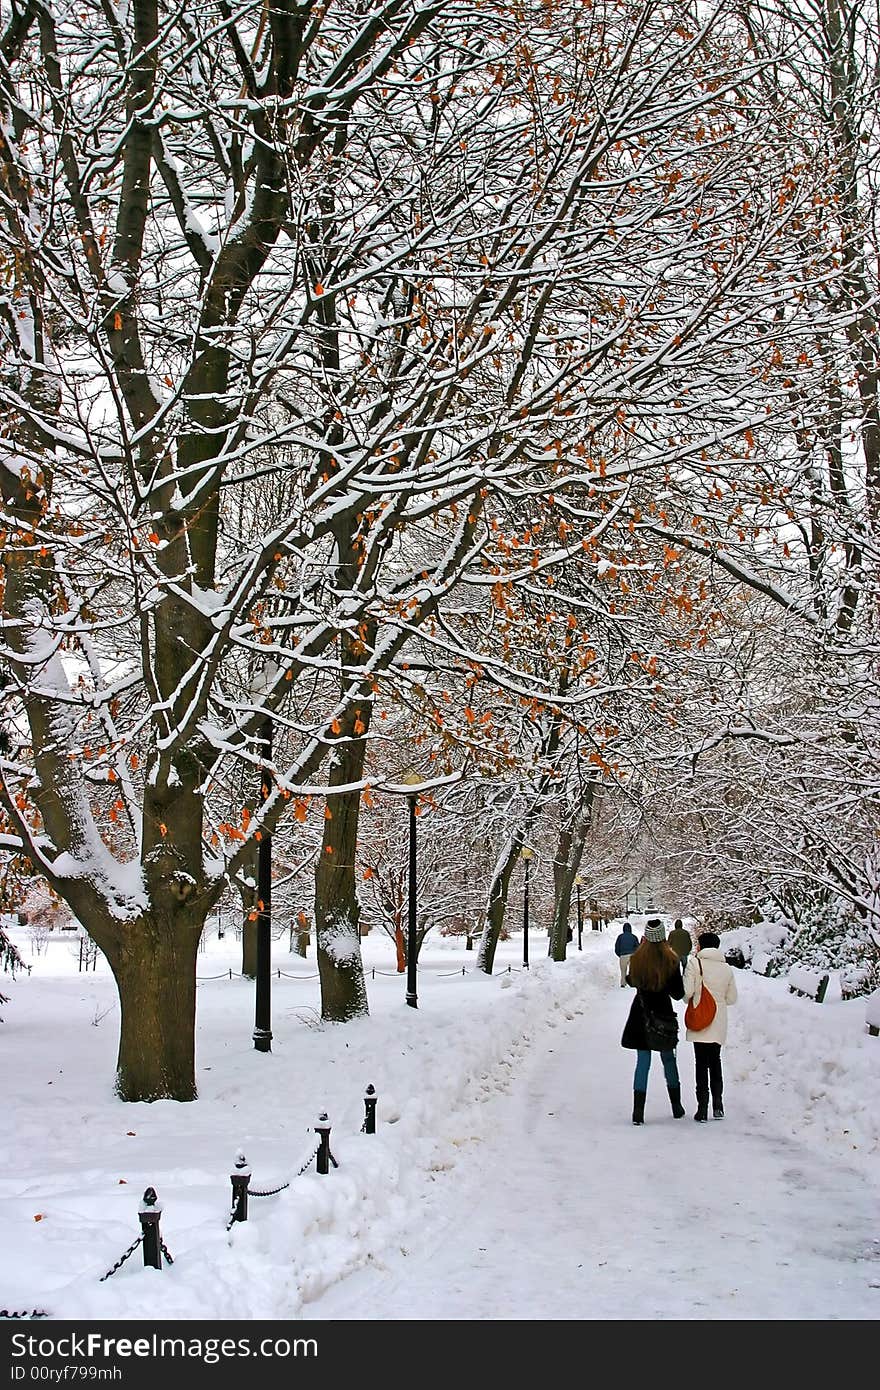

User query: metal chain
[296,1137,321,1176]
[228,1135,322,1227]
[0,1308,50,1319]
[249,1180,291,1197]
[99,1233,144,1282]
[159,1239,174,1266]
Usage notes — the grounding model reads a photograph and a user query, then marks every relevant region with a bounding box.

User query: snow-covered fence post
[139,1188,163,1269]
[315,1111,333,1174]
[230,1151,251,1223]
[363,1085,377,1134]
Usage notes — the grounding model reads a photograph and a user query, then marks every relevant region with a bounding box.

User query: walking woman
[683,931,738,1121]
[621,919,686,1125]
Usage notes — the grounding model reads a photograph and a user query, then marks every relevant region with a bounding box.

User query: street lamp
[521,846,533,970]
[251,663,276,1053]
[575,874,584,951]
[400,768,424,1009]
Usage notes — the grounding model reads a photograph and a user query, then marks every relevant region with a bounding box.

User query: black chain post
[230,1151,250,1223]
[315,1111,333,1174]
[139,1187,162,1270]
[363,1084,377,1134]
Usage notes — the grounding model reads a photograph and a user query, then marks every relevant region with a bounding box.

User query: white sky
[1,918,878,1324]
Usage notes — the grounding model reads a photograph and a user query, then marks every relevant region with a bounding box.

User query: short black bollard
[139,1188,162,1270]
[315,1111,332,1174]
[363,1085,377,1135]
[230,1151,251,1222]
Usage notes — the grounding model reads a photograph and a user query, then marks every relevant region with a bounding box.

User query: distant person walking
[621,919,686,1125]
[614,920,639,987]
[667,918,693,969]
[683,931,738,1122]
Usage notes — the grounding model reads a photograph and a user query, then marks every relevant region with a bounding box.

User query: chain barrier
[201,960,520,984]
[370,963,517,979]
[249,1179,291,1197]
[0,1308,49,1319]
[198,968,322,982]
[296,1136,322,1176]
[99,1233,144,1282]
[226,1135,323,1231]
[242,1137,322,1200]
[159,1239,174,1266]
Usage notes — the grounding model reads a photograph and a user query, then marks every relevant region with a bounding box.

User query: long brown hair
[627,940,680,991]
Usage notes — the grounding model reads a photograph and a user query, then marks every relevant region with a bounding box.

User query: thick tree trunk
[105,912,202,1102]
[313,592,374,1020]
[314,713,370,1022]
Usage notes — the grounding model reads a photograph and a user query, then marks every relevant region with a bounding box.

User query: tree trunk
[477,837,524,974]
[549,821,575,962]
[241,918,257,978]
[313,597,374,1019]
[548,780,596,961]
[314,719,370,1022]
[105,912,202,1102]
[233,839,259,977]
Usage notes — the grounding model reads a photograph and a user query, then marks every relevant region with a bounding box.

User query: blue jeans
[634,1049,679,1091]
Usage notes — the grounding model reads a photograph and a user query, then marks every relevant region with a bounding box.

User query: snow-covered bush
[718,904,792,977]
[722,894,880,997]
[784,896,880,999]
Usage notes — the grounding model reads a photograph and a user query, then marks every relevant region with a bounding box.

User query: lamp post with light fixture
[575,874,584,950]
[251,665,276,1053]
[400,769,424,1008]
[521,846,533,969]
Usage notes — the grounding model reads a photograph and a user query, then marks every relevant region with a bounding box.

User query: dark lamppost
[575,874,584,951]
[401,769,424,1009]
[521,846,533,970]
[252,673,274,1053]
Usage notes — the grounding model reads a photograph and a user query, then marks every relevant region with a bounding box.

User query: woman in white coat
[683,931,738,1122]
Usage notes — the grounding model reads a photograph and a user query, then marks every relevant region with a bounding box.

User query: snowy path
[306,974,880,1321]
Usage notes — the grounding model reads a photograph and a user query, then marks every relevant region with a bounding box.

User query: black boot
[632,1090,646,1125]
[695,1082,709,1122]
[712,1096,724,1120]
[668,1085,685,1118]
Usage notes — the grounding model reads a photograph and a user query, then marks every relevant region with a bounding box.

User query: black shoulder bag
[640,995,678,1050]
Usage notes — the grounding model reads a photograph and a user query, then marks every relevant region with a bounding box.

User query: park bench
[865,988,880,1037]
[787,966,829,1002]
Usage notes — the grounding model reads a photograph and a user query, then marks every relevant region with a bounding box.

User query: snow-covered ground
[1,918,878,1323]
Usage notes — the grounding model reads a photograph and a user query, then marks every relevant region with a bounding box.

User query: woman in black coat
[621,919,685,1125]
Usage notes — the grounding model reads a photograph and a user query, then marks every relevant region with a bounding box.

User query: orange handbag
[685,959,717,1030]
